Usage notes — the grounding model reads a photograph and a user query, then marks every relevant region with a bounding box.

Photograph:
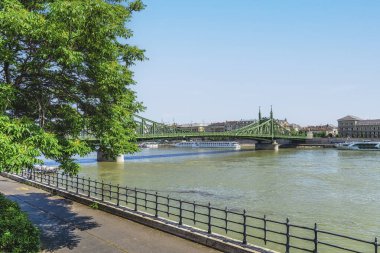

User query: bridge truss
[135,109,306,141]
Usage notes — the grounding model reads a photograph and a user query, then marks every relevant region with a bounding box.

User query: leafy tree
[0,0,145,174]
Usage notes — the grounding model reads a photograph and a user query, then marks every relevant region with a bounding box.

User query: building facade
[177,123,209,132]
[301,124,338,137]
[338,115,380,138]
[205,120,256,132]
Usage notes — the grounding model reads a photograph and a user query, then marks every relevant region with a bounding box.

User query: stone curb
[1,173,278,253]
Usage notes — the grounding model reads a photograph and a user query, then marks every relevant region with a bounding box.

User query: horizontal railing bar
[223,219,243,226]
[289,234,314,242]
[181,207,205,214]
[318,241,364,253]
[182,218,208,226]
[246,214,267,221]
[166,204,180,209]
[246,224,265,231]
[226,210,244,216]
[181,200,208,208]
[164,212,180,218]
[266,229,286,236]
[289,223,314,231]
[265,238,287,246]
[247,234,264,240]
[289,244,314,252]
[265,219,287,226]
[226,228,244,235]
[210,224,226,230]
[319,230,373,244]
[246,234,265,241]
[210,215,228,222]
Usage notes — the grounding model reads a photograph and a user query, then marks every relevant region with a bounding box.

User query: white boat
[335,141,380,150]
[140,142,159,148]
[174,141,241,150]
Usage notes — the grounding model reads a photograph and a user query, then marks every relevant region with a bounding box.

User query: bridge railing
[12,169,378,253]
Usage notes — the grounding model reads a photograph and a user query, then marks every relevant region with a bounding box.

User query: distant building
[225,120,255,131]
[177,123,209,132]
[205,120,256,132]
[301,124,338,137]
[338,115,380,138]
[206,122,226,132]
[276,119,301,133]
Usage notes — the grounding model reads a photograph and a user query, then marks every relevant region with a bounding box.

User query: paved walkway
[0,176,220,253]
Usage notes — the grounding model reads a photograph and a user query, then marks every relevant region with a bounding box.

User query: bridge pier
[97,151,125,163]
[255,141,280,151]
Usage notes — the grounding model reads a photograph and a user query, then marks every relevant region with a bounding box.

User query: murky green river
[75,148,379,252]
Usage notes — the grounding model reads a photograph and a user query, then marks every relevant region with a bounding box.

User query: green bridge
[92,108,307,161]
[135,108,307,141]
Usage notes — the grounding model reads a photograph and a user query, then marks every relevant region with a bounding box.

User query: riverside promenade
[0,175,220,253]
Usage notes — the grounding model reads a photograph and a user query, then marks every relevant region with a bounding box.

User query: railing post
[286,218,290,253]
[65,174,68,191]
[33,169,35,180]
[375,237,378,253]
[193,201,196,225]
[207,202,212,234]
[144,189,147,210]
[94,180,98,196]
[243,209,247,244]
[109,184,112,200]
[56,172,59,188]
[88,178,91,197]
[134,187,137,211]
[76,175,79,194]
[314,223,318,253]
[264,215,267,245]
[48,173,50,185]
[125,186,129,205]
[225,207,228,234]
[179,200,183,225]
[116,184,120,206]
[101,180,104,201]
[82,177,85,194]
[166,195,170,217]
[155,192,158,218]
[21,169,24,177]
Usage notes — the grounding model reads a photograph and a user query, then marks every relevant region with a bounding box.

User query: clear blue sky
[128,0,380,126]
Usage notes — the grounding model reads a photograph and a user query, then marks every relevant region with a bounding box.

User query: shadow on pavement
[8,192,99,252]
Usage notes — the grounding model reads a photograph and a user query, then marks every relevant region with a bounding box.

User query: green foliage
[313,131,328,138]
[0,193,40,253]
[90,202,99,210]
[0,0,145,174]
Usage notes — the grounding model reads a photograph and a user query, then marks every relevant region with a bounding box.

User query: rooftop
[338,115,362,121]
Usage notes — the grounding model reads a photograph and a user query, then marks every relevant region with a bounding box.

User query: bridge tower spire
[258,106,262,123]
[270,105,273,120]
[270,105,274,140]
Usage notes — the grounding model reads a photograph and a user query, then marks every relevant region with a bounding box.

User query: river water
[76,147,379,251]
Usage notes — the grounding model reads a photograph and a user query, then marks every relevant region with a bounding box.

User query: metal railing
[13,169,379,253]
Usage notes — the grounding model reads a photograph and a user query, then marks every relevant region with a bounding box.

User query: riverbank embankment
[0,173,276,253]
[0,175,223,253]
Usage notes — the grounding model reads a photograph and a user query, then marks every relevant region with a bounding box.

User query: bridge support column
[97,151,124,163]
[255,141,280,151]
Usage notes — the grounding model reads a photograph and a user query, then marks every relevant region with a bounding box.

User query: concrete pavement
[0,175,221,253]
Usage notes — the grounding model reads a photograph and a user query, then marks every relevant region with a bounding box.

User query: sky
[127,0,380,126]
